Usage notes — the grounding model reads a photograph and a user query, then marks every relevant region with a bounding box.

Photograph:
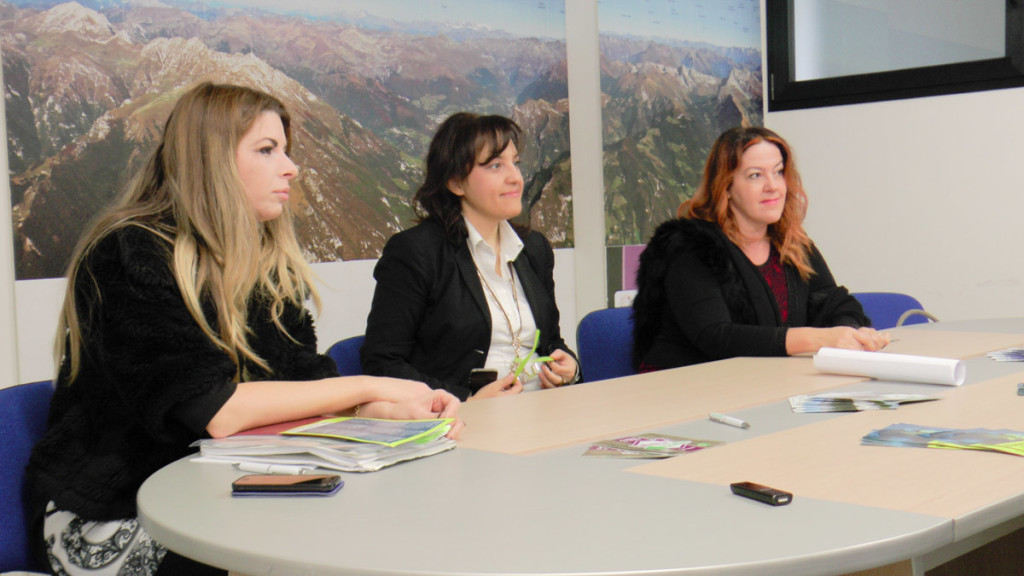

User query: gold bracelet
[354,404,361,417]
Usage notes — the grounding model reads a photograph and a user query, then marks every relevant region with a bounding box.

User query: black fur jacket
[632,218,869,370]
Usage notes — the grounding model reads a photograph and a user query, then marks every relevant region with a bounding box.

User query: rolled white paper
[813,347,965,386]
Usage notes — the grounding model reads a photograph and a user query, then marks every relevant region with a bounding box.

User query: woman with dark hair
[26,82,462,575]
[632,126,888,371]
[362,112,579,400]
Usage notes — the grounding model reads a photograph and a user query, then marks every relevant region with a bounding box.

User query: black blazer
[362,219,576,400]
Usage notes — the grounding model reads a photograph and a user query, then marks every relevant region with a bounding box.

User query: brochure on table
[192,416,456,472]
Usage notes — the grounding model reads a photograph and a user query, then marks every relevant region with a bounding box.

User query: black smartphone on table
[231,474,343,497]
[729,481,793,506]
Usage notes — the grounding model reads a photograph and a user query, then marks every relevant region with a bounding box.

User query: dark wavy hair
[679,126,815,279]
[413,112,522,238]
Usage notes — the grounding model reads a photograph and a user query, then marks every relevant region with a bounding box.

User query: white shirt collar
[465,219,524,266]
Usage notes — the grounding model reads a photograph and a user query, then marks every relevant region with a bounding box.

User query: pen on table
[709,412,750,429]
[235,462,313,475]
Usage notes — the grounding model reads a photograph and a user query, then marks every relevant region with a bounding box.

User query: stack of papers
[861,423,1024,457]
[789,392,938,413]
[986,346,1024,362]
[583,433,723,458]
[283,416,453,447]
[194,417,456,472]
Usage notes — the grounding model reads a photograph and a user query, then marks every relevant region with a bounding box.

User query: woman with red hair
[632,126,888,371]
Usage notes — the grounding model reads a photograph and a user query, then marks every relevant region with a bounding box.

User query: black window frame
[767,0,1024,111]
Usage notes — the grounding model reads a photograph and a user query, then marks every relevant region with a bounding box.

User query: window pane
[793,0,1005,81]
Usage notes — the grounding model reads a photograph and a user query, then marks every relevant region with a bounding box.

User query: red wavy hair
[678,126,815,279]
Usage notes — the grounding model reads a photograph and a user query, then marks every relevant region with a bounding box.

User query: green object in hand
[514,329,553,381]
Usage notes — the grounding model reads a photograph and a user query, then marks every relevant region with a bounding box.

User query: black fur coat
[632,218,869,370]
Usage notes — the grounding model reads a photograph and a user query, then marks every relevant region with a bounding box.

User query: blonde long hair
[57,82,319,381]
[679,126,815,279]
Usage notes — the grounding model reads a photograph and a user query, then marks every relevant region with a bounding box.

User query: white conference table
[138,318,1024,576]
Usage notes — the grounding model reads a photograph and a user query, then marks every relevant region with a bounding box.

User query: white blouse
[465,220,541,391]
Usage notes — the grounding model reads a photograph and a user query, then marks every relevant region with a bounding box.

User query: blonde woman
[26,82,462,576]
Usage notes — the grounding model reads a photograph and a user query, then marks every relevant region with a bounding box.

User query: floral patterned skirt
[43,502,166,576]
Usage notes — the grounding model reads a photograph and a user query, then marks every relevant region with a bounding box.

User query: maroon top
[758,246,789,323]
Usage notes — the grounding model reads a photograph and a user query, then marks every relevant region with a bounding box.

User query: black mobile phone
[729,481,793,506]
[469,368,498,387]
[231,474,343,497]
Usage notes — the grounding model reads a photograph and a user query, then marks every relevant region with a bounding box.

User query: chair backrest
[576,308,635,383]
[0,380,54,573]
[327,335,366,377]
[852,292,933,330]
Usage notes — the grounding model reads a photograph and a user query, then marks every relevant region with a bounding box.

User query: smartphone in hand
[231,474,343,497]
[469,368,498,388]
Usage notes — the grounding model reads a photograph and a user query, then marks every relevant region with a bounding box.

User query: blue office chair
[853,292,939,330]
[327,335,366,376]
[0,380,54,574]
[576,307,635,383]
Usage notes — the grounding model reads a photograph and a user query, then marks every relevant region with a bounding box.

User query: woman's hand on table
[359,389,464,439]
[820,326,891,352]
[787,326,891,355]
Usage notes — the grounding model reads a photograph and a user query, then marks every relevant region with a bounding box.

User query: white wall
[766,86,1024,322]
[565,0,608,328]
[0,59,18,388]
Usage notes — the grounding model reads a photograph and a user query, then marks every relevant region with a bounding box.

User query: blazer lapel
[513,250,547,331]
[455,241,491,324]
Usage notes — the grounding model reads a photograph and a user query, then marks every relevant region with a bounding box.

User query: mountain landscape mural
[599,0,763,246]
[1,0,571,279]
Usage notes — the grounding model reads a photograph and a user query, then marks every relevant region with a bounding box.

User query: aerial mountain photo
[599,0,763,245]
[2,0,762,278]
[1,0,572,279]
